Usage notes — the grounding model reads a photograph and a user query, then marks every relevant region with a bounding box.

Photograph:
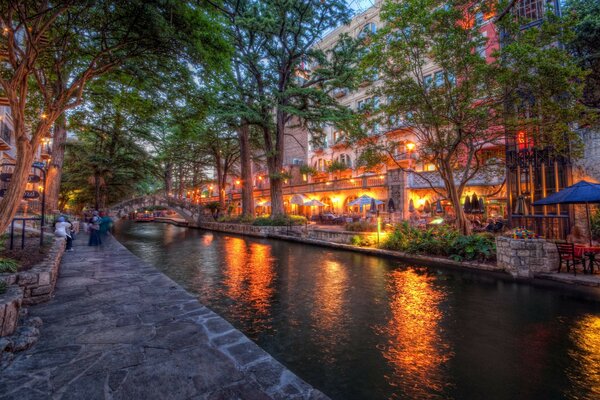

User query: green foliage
[0,281,6,295]
[345,221,377,232]
[253,215,307,226]
[380,222,495,262]
[326,160,349,173]
[449,233,496,262]
[591,209,600,240]
[299,165,318,176]
[0,258,19,274]
[565,0,600,112]
[204,202,221,212]
[350,235,374,247]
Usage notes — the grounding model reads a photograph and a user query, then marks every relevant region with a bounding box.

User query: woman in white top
[54,216,73,251]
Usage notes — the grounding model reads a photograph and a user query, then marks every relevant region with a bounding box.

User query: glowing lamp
[406,142,416,151]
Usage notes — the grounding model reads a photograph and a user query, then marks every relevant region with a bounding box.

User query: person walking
[88,211,102,246]
[54,216,74,251]
[99,211,113,238]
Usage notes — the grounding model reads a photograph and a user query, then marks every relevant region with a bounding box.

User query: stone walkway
[0,236,327,400]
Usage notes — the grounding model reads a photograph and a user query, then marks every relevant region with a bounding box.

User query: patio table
[574,245,600,274]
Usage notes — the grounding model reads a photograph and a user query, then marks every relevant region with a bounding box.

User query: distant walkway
[0,235,327,400]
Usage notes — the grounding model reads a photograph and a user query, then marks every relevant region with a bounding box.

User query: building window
[339,153,352,167]
[292,158,303,165]
[424,74,433,88]
[434,71,444,87]
[516,0,544,21]
[477,31,488,58]
[359,22,377,39]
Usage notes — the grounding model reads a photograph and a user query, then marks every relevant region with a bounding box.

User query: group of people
[53,210,113,250]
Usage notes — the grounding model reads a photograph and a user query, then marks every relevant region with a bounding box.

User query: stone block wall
[199,222,374,245]
[0,237,66,306]
[0,285,23,337]
[496,237,559,278]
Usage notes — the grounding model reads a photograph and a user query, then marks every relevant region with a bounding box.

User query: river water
[113,221,600,400]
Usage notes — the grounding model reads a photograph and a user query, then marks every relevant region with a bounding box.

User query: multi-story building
[200,1,578,228]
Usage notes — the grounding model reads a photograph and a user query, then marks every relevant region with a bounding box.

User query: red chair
[556,243,584,275]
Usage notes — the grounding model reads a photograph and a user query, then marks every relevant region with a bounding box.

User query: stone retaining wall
[0,285,23,337]
[496,236,559,278]
[0,237,66,306]
[198,222,373,244]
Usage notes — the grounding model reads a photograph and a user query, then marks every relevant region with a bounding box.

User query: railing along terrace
[407,167,504,189]
[205,175,388,204]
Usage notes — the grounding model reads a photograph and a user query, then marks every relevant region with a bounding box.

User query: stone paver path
[0,236,327,400]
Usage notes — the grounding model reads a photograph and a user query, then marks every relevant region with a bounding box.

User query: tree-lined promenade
[0,0,598,235]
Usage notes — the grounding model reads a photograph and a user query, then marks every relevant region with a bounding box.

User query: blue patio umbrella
[533,180,600,245]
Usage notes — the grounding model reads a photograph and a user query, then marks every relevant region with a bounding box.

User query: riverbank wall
[197,222,504,273]
[193,222,600,292]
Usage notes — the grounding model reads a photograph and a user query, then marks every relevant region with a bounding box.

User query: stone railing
[496,236,558,278]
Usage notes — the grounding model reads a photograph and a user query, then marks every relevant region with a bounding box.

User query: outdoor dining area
[534,180,600,276]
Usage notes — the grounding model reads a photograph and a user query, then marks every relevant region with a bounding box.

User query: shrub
[253,215,307,226]
[217,215,240,223]
[0,258,19,273]
[379,222,495,262]
[350,235,374,247]
[239,215,255,224]
[380,222,458,256]
[0,280,6,295]
[345,221,377,232]
[449,233,496,262]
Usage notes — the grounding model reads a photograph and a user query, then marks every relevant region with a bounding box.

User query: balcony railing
[203,175,389,204]
[407,166,505,189]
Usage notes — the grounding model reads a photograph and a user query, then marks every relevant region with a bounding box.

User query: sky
[348,0,378,14]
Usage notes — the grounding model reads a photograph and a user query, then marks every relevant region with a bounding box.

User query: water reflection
[114,222,600,400]
[567,314,600,399]
[222,237,275,337]
[376,268,452,399]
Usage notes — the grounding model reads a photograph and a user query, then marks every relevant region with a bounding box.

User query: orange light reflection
[566,314,600,399]
[375,269,452,398]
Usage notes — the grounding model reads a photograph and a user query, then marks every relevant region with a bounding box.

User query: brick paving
[0,235,327,400]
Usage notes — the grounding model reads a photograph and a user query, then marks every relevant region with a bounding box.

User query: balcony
[407,166,504,189]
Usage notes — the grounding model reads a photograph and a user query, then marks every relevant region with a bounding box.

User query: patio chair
[556,243,584,275]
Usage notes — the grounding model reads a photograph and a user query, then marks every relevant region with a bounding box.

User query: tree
[364,0,505,234]
[0,0,227,233]
[565,0,600,111]
[208,0,361,218]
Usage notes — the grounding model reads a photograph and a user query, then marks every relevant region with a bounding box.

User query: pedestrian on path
[88,211,102,246]
[99,211,113,238]
[54,216,74,251]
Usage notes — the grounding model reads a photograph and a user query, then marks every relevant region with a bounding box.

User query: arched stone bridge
[109,195,210,227]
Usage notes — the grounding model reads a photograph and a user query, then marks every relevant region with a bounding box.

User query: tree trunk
[164,161,173,195]
[267,111,286,218]
[94,174,101,210]
[215,152,225,210]
[442,164,471,235]
[46,115,67,213]
[238,124,254,217]
[0,140,35,233]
